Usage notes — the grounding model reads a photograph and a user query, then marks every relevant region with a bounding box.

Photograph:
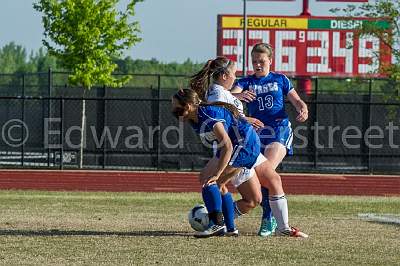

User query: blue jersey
[190,105,260,169]
[234,72,293,126]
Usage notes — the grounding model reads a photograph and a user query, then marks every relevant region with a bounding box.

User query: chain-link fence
[0,71,399,174]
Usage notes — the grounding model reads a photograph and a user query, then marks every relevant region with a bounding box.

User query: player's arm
[287,89,308,122]
[231,85,256,103]
[244,116,264,130]
[230,85,243,94]
[206,122,233,184]
[232,85,262,129]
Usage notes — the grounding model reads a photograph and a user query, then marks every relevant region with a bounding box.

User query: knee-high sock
[221,192,235,231]
[202,184,223,225]
[269,194,289,232]
[261,186,273,220]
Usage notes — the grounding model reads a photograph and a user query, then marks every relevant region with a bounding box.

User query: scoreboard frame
[217,14,391,77]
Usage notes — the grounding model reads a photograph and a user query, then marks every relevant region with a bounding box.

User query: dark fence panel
[0,71,399,174]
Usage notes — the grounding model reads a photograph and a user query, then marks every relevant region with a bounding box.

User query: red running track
[0,170,399,196]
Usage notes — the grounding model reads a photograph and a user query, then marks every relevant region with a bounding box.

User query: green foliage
[331,1,400,117]
[331,1,400,82]
[0,42,203,76]
[0,43,59,96]
[115,57,203,76]
[115,57,204,88]
[33,0,142,90]
[0,41,204,92]
[0,42,29,73]
[0,43,59,74]
[29,48,59,72]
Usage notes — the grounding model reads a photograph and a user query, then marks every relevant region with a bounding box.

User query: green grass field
[0,190,399,265]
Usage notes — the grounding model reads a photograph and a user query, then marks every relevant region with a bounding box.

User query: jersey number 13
[257,95,274,111]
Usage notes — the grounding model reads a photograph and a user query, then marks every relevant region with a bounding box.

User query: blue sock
[221,192,235,231]
[261,186,273,220]
[202,184,222,224]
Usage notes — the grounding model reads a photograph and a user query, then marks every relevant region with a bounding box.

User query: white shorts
[230,154,267,188]
[230,168,254,188]
[252,153,267,168]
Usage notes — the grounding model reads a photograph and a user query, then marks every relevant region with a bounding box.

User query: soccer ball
[188,204,209,231]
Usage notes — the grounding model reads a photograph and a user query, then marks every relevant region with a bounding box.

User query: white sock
[269,194,290,232]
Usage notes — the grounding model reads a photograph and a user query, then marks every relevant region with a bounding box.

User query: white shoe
[224,228,239,237]
[276,226,309,238]
[194,224,226,238]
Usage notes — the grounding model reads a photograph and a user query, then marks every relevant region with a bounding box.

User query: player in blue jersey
[232,43,308,237]
[189,56,265,237]
[171,88,308,238]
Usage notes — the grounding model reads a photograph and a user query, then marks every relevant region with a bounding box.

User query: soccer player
[171,89,308,238]
[189,57,265,237]
[232,43,308,237]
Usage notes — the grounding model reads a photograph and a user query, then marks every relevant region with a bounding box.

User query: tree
[0,42,28,73]
[34,0,142,168]
[331,1,400,120]
[29,48,58,73]
[331,1,400,81]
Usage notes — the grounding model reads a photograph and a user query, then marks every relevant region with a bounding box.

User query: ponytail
[189,60,212,101]
[189,57,234,102]
[173,89,241,120]
[200,101,241,119]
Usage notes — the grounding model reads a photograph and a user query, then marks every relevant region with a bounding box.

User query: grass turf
[0,190,399,265]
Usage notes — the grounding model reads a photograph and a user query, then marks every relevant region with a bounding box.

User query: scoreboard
[217,15,391,77]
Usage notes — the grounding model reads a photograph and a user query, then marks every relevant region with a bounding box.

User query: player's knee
[198,173,209,184]
[247,196,261,209]
[219,185,228,194]
[255,194,262,205]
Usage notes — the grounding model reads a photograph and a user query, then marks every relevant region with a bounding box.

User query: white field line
[358,213,400,226]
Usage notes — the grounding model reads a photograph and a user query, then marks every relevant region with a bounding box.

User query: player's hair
[173,89,240,119]
[189,56,234,101]
[251,43,273,59]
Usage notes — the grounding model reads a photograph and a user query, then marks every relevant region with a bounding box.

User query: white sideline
[358,213,400,226]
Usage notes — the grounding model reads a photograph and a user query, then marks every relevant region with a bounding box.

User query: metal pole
[102,85,107,169]
[367,79,372,173]
[242,0,247,75]
[314,77,318,169]
[21,74,25,167]
[157,74,161,170]
[301,0,311,16]
[60,98,64,170]
[299,0,311,96]
[47,68,52,167]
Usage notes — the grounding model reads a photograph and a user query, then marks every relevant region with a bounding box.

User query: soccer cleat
[258,217,277,237]
[276,226,309,238]
[194,224,226,238]
[224,228,239,237]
